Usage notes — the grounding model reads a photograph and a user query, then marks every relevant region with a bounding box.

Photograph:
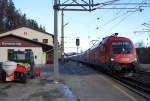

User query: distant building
[0,26,54,65]
[0,26,53,46]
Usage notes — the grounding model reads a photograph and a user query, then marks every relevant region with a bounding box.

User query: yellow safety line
[100,75,138,101]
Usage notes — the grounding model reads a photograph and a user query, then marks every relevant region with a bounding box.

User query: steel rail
[109,74,150,100]
[139,71,150,76]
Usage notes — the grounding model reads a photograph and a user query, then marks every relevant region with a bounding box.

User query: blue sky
[13,0,150,53]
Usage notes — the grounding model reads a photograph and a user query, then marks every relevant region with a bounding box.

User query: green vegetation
[0,0,46,33]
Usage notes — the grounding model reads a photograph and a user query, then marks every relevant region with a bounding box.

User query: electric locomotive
[80,33,139,76]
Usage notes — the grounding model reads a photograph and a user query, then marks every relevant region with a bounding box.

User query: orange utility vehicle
[0,50,40,83]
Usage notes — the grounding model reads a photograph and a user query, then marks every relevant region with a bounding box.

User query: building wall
[0,47,45,65]
[0,27,53,46]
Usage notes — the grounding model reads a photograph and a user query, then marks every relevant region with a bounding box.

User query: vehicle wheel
[107,63,114,73]
[0,69,6,82]
[31,74,35,79]
[29,71,35,79]
[20,73,27,83]
[2,71,6,82]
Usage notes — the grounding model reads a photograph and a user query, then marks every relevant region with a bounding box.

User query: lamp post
[61,10,64,63]
[61,10,69,63]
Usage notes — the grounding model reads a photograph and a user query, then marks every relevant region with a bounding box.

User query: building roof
[0,25,54,37]
[0,34,53,51]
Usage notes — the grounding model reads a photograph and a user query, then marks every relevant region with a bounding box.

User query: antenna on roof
[102,33,119,40]
[111,33,119,37]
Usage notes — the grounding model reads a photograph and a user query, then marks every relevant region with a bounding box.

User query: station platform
[0,61,148,101]
[59,61,147,101]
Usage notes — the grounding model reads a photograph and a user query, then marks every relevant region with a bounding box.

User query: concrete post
[53,0,59,80]
[61,10,64,63]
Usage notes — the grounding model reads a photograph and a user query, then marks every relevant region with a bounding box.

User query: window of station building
[8,49,15,61]
[33,38,38,42]
[43,39,48,44]
[25,49,32,51]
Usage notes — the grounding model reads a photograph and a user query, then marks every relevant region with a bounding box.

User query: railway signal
[76,37,80,53]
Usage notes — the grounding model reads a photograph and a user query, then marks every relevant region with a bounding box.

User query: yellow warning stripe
[100,75,138,101]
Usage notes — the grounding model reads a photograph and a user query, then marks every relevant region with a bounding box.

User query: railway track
[86,63,150,100]
[138,71,150,77]
[109,73,150,100]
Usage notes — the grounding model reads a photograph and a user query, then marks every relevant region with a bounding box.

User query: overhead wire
[97,0,135,30]
[101,0,143,28]
[102,11,128,26]
[108,12,134,31]
[105,0,148,32]
[115,0,133,15]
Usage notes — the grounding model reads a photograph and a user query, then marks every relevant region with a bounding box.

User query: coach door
[100,44,106,63]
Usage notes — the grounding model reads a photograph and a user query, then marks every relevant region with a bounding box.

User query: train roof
[102,33,131,42]
[106,36,131,42]
[90,33,132,50]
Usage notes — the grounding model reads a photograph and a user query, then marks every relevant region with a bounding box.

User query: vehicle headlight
[110,58,115,61]
[110,54,116,62]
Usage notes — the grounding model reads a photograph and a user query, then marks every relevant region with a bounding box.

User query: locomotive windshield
[112,41,132,54]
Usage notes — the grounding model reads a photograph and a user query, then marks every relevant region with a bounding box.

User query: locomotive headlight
[110,58,115,61]
[110,55,116,62]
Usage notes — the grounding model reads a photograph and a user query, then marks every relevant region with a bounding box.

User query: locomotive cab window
[112,41,132,54]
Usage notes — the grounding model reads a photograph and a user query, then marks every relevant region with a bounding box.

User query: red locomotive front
[104,36,138,76]
[108,37,137,64]
[88,33,139,76]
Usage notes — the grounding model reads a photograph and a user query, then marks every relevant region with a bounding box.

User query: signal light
[76,38,80,46]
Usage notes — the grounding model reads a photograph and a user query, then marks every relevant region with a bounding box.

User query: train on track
[67,33,140,77]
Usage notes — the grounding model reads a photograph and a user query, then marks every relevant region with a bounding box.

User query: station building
[0,26,54,65]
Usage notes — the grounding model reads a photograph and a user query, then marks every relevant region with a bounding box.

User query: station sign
[0,42,22,46]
